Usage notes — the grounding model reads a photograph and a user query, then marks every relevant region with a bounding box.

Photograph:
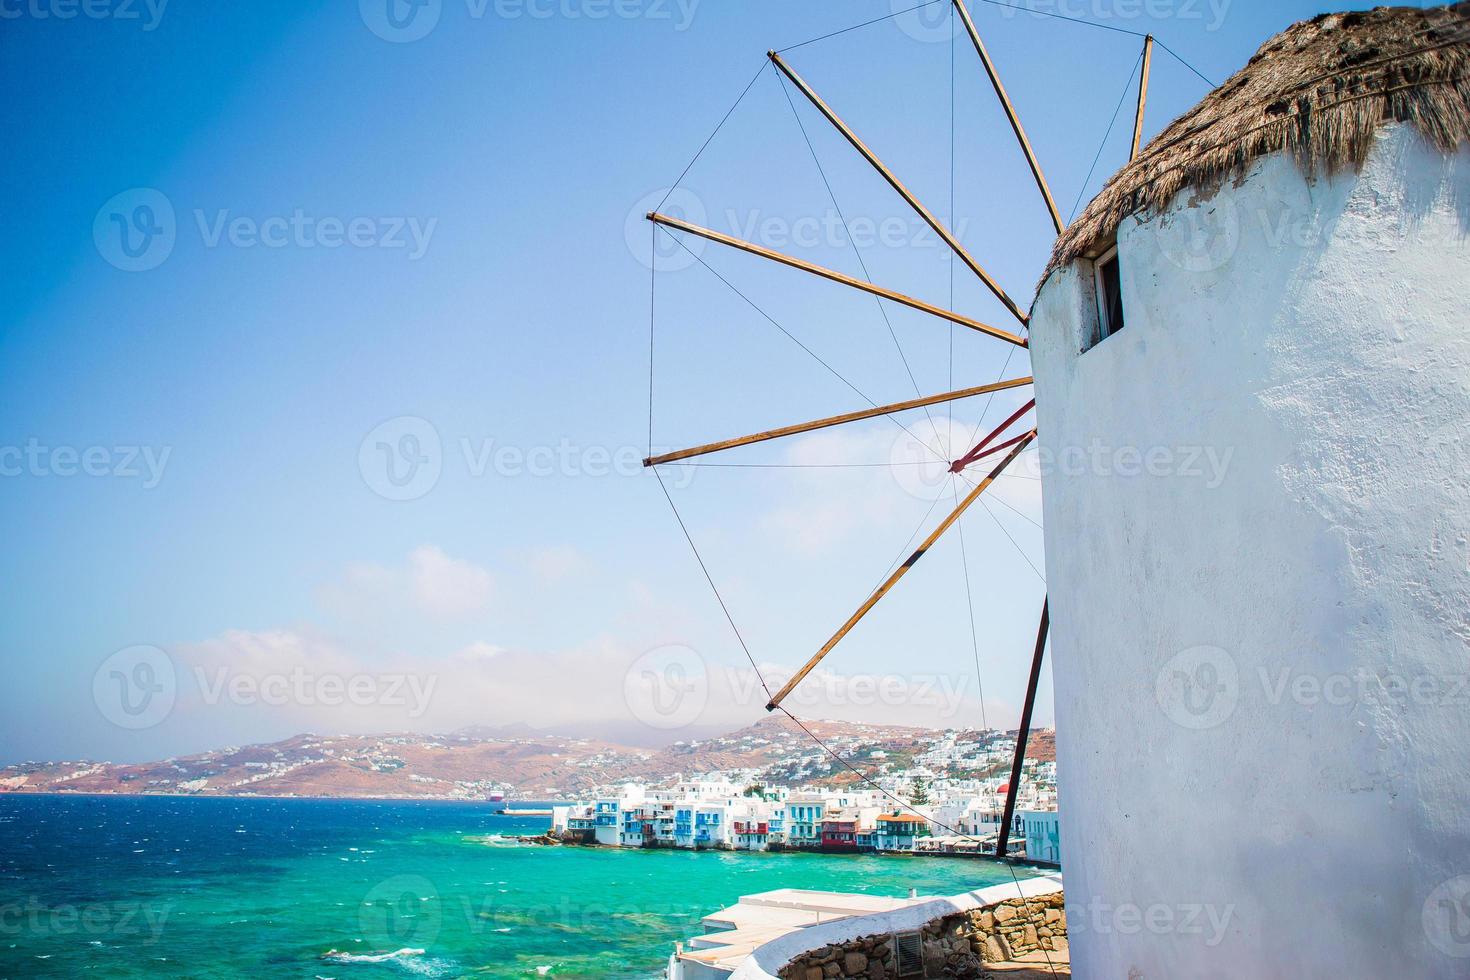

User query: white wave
[322,948,426,964]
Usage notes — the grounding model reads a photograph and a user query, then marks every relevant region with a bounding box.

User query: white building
[1029,7,1470,977]
[782,794,826,849]
[1015,810,1060,865]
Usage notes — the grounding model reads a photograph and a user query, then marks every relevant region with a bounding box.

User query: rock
[844,952,868,975]
[805,969,823,980]
[944,952,984,978]
[976,910,995,932]
[994,906,1018,924]
[983,937,1005,963]
[823,963,840,978]
[1044,909,1061,924]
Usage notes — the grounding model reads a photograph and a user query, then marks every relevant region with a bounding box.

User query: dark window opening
[1095,245,1125,342]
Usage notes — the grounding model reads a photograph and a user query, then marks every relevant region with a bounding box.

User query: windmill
[644,3,1470,976]
[637,0,1171,859]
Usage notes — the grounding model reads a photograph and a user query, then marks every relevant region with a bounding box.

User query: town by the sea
[0,796,1041,978]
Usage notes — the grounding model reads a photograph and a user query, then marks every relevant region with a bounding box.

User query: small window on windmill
[1093,244,1126,345]
[894,931,923,976]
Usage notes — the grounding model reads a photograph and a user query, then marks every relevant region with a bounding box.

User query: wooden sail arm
[996,598,1049,859]
[1132,35,1155,160]
[648,212,1027,348]
[952,0,1064,236]
[768,51,1028,328]
[643,377,1033,467]
[764,430,1037,712]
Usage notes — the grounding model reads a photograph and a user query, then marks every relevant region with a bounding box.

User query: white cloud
[453,641,505,663]
[523,544,591,583]
[317,546,495,624]
[408,546,494,619]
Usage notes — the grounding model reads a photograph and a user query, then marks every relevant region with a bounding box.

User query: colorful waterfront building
[818,809,877,852]
[872,812,930,853]
[673,805,696,848]
[693,805,728,849]
[731,817,769,851]
[783,795,825,849]
[818,813,859,852]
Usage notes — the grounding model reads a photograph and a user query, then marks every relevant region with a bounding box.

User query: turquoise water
[0,796,1037,978]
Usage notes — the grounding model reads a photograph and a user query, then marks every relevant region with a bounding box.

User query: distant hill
[0,718,1056,800]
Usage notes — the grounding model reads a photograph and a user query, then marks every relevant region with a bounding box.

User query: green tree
[910,777,930,806]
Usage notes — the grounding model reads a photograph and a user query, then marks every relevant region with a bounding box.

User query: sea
[0,795,1039,978]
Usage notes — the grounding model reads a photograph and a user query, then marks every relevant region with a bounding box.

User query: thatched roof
[1042,2,1470,285]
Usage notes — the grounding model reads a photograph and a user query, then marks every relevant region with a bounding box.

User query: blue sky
[1,0,1351,764]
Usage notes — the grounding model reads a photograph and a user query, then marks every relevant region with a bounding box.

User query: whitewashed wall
[1030,122,1470,979]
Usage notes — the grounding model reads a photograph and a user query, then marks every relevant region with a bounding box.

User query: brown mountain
[0,719,1054,800]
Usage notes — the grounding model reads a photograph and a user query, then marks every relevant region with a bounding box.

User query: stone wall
[777,890,1065,980]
